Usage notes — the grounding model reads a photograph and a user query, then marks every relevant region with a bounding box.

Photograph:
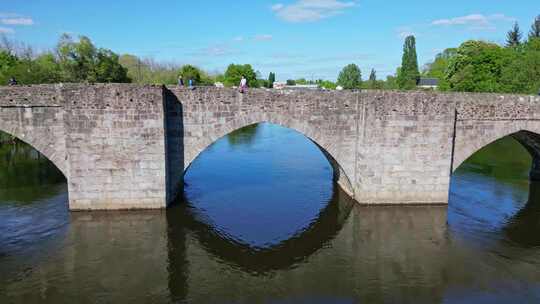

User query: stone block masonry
[1,84,540,210]
[1,84,168,210]
[62,84,167,210]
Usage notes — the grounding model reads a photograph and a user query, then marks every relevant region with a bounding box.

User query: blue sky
[1,0,538,81]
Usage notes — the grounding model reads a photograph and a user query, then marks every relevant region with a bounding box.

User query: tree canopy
[422,48,457,91]
[56,34,130,83]
[506,22,523,47]
[223,64,258,87]
[337,63,362,89]
[530,15,540,40]
[268,72,276,88]
[397,35,420,89]
[179,65,201,84]
[1,34,129,85]
[445,40,508,92]
[439,38,540,94]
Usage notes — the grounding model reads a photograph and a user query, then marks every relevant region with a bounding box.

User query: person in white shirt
[239,76,247,93]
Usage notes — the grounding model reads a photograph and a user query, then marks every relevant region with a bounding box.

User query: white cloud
[271,0,356,23]
[233,36,244,42]
[0,27,14,34]
[1,17,34,25]
[432,14,515,30]
[254,34,273,41]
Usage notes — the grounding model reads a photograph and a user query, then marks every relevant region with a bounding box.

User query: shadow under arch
[0,131,66,204]
[170,186,355,275]
[502,181,540,248]
[183,121,356,198]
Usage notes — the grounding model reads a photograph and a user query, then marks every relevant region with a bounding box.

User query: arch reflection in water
[0,136,66,204]
[183,123,350,250]
[174,186,354,274]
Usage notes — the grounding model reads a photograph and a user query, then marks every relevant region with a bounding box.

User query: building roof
[417,78,439,86]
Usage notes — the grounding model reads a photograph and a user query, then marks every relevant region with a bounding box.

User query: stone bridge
[1,84,539,210]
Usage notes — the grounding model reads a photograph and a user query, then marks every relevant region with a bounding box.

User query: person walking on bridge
[239,76,247,93]
[178,75,184,87]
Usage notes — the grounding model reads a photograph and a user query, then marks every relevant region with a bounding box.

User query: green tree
[384,75,398,89]
[506,22,523,47]
[0,48,66,85]
[397,35,420,89]
[179,64,202,85]
[119,54,146,83]
[23,53,63,84]
[369,68,376,82]
[0,50,18,70]
[500,38,540,94]
[56,34,129,83]
[337,63,362,89]
[423,48,457,91]
[257,79,269,88]
[286,79,296,85]
[364,68,384,89]
[529,15,540,40]
[57,34,97,82]
[316,79,337,90]
[91,49,130,83]
[445,40,509,92]
[223,64,257,87]
[268,72,276,88]
[0,50,19,84]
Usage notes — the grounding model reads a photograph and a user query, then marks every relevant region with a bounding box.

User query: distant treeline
[1,15,539,95]
[330,15,540,94]
[422,15,540,94]
[0,34,130,85]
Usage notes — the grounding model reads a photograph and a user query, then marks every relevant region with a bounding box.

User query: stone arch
[453,120,540,174]
[0,108,68,177]
[453,125,540,180]
[183,114,356,197]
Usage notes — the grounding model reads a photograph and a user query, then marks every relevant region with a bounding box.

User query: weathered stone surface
[1,84,167,210]
[1,84,540,210]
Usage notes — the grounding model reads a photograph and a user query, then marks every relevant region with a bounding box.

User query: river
[1,123,539,303]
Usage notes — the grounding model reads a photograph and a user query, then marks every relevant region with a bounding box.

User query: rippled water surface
[1,124,540,303]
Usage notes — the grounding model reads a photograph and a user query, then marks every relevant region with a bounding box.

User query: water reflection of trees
[459,136,532,181]
[226,124,260,148]
[0,139,65,204]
